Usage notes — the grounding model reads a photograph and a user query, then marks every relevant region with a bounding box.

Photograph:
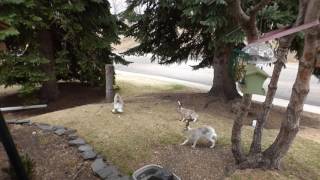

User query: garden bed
[0,124,99,180]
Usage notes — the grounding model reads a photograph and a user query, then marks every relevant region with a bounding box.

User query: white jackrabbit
[177,101,199,123]
[180,123,217,148]
[112,93,124,113]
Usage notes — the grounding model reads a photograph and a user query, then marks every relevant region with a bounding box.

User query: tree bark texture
[38,30,59,102]
[249,37,294,155]
[248,0,308,155]
[230,22,258,165]
[105,64,115,103]
[263,0,320,168]
[231,93,252,163]
[209,45,240,100]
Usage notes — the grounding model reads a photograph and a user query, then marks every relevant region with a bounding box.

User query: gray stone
[81,150,97,160]
[65,128,77,135]
[95,166,119,179]
[52,125,64,130]
[54,128,66,136]
[91,159,121,179]
[68,138,85,146]
[37,123,50,126]
[6,120,17,124]
[91,158,107,173]
[106,174,121,180]
[16,119,31,125]
[113,176,133,180]
[102,166,120,179]
[96,154,104,159]
[78,145,93,152]
[68,133,78,140]
[37,124,54,131]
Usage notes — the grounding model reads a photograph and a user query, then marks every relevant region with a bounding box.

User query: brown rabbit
[177,101,199,123]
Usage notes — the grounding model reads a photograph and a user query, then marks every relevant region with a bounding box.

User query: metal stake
[0,111,29,180]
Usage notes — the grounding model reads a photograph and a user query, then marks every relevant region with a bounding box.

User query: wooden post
[0,111,29,180]
[105,64,115,103]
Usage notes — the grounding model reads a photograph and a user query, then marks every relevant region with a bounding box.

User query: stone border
[6,119,132,180]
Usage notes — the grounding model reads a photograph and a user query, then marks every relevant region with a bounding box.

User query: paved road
[115,55,320,107]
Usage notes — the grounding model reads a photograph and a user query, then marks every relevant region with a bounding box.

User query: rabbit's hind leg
[209,138,216,148]
[180,138,189,146]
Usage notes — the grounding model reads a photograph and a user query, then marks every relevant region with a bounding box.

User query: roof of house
[245,64,270,78]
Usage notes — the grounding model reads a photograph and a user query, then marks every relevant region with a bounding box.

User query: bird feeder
[242,43,276,65]
[238,64,270,95]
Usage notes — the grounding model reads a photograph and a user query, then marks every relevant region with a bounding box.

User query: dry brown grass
[0,85,20,96]
[25,75,320,179]
[112,36,139,53]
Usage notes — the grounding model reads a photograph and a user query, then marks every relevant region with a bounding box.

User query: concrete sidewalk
[116,70,320,114]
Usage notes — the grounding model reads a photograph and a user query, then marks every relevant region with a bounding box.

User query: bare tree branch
[249,0,272,16]
[227,0,250,24]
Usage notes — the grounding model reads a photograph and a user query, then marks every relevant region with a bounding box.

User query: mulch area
[0,124,99,180]
[143,145,234,180]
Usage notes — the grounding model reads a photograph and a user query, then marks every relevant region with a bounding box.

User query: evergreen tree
[0,0,128,102]
[123,0,294,100]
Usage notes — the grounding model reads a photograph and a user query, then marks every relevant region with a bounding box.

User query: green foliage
[0,52,48,95]
[123,0,242,67]
[123,0,301,71]
[0,0,128,97]
[0,27,19,40]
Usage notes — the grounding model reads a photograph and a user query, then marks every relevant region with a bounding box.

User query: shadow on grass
[1,82,105,119]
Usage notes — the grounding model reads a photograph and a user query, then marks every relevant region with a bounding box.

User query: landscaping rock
[52,125,65,131]
[68,133,78,140]
[65,128,77,135]
[78,144,93,152]
[106,174,121,180]
[96,154,104,159]
[68,138,85,146]
[16,119,31,125]
[91,159,121,179]
[102,165,120,179]
[37,124,54,131]
[54,128,66,136]
[81,150,97,160]
[6,120,17,124]
[113,176,133,180]
[91,158,107,172]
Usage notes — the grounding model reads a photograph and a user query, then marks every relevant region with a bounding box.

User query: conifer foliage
[0,0,128,100]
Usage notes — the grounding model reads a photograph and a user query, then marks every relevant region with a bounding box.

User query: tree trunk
[209,45,240,100]
[105,64,115,103]
[39,30,59,102]
[231,93,252,163]
[263,3,320,168]
[249,36,295,155]
[0,42,7,51]
[248,0,307,153]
